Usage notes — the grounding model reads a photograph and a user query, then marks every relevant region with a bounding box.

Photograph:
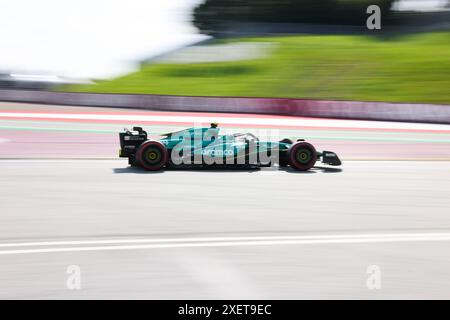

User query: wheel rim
[296,148,312,164]
[144,147,162,165]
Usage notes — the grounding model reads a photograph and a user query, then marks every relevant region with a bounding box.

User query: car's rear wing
[119,127,148,158]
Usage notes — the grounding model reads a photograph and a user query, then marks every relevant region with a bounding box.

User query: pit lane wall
[1,89,449,124]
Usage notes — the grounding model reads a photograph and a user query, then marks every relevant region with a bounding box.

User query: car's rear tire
[136,140,168,171]
[287,142,317,171]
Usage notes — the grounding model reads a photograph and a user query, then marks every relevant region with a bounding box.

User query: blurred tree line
[193,0,395,35]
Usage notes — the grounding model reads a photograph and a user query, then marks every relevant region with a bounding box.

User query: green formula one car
[119,123,341,171]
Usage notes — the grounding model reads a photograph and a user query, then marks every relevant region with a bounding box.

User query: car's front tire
[136,140,168,171]
[287,142,317,171]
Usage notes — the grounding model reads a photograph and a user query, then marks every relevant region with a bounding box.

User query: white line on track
[1,233,450,255]
[1,112,450,131]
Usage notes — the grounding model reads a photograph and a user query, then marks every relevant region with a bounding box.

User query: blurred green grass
[62,32,450,104]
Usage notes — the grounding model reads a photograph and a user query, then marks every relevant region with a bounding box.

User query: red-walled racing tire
[287,142,317,171]
[136,140,168,171]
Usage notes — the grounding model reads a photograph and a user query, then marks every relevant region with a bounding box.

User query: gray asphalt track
[1,159,450,299]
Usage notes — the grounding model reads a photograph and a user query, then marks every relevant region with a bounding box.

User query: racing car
[119,123,341,171]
